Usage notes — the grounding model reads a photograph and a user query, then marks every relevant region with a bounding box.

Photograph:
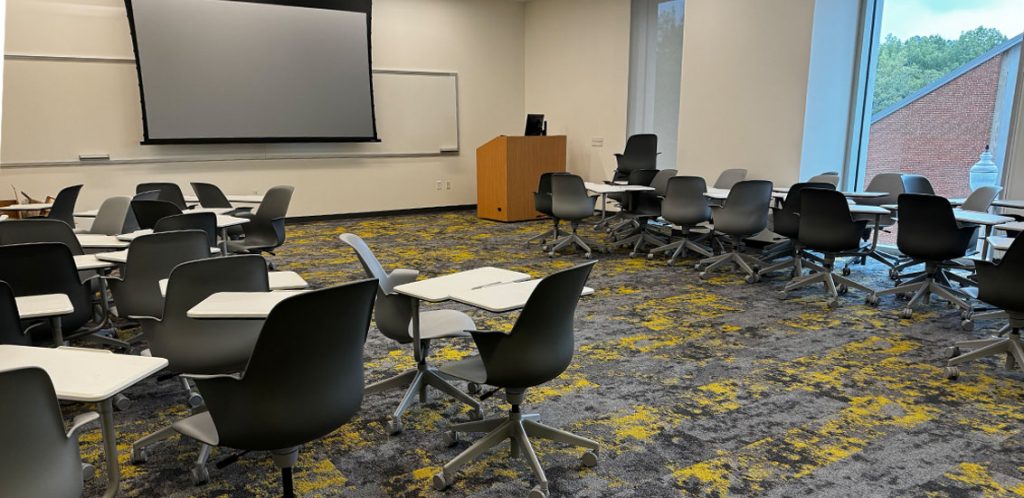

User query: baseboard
[287,204,476,224]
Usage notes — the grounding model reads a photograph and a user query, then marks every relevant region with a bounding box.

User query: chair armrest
[182,372,244,381]
[66,411,100,440]
[127,315,160,322]
[469,329,511,336]
[228,208,253,218]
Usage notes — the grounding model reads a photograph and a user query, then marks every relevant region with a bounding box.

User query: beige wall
[0,0,526,216]
[524,0,631,181]
[676,0,816,186]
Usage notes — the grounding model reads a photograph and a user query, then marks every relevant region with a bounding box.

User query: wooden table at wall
[476,135,566,222]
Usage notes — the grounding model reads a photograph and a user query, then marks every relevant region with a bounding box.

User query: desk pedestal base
[366,365,481,435]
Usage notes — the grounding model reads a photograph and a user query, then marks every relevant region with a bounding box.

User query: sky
[881,0,1024,40]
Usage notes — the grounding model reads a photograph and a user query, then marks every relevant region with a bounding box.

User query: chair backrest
[478,262,595,388]
[151,256,269,373]
[714,180,773,236]
[154,212,218,248]
[615,134,659,177]
[112,230,211,319]
[650,169,678,196]
[533,172,558,216]
[798,188,865,252]
[0,219,84,255]
[338,233,417,344]
[902,174,935,195]
[122,190,162,233]
[961,185,1003,213]
[977,237,1024,314]
[661,176,711,226]
[896,194,974,261]
[0,281,29,345]
[244,186,294,249]
[0,243,92,335]
[131,200,182,230]
[626,168,659,186]
[807,173,840,187]
[861,173,905,206]
[714,169,748,189]
[137,183,188,209]
[190,182,233,208]
[0,367,84,498]
[46,185,83,226]
[551,174,594,221]
[773,182,836,239]
[88,196,132,235]
[197,280,376,451]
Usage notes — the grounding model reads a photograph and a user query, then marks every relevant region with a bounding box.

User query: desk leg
[98,272,113,328]
[99,398,120,498]
[50,316,64,346]
[981,225,993,261]
[594,194,608,230]
[220,228,229,255]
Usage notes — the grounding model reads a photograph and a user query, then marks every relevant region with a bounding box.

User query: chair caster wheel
[114,394,131,411]
[188,393,204,409]
[547,252,556,258]
[467,382,481,394]
[443,430,460,447]
[745,275,760,284]
[946,346,961,359]
[191,465,210,486]
[469,408,484,421]
[694,264,705,271]
[433,472,450,491]
[629,252,638,258]
[581,450,598,468]
[899,309,913,319]
[131,447,148,464]
[944,366,960,380]
[961,320,974,332]
[699,272,710,280]
[842,267,852,276]
[647,253,655,260]
[866,295,879,306]
[541,245,549,252]
[529,485,549,498]
[584,252,593,259]
[387,419,403,435]
[889,268,900,280]
[82,463,96,481]
[827,299,841,309]
[837,285,848,295]
[961,310,973,320]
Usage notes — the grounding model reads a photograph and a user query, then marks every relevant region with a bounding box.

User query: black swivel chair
[0,367,99,498]
[136,182,189,210]
[0,243,98,346]
[340,234,480,434]
[227,186,294,259]
[130,256,270,480]
[869,194,976,318]
[713,169,748,190]
[432,262,600,498]
[783,188,874,307]
[171,281,377,497]
[611,134,658,182]
[37,185,82,227]
[122,190,161,234]
[526,173,568,246]
[190,182,233,209]
[855,173,907,275]
[547,174,598,258]
[902,174,935,195]
[131,200,183,231]
[609,169,676,256]
[648,176,714,265]
[0,219,85,255]
[757,182,836,279]
[107,231,211,322]
[605,168,659,235]
[945,237,1024,380]
[696,180,774,283]
[79,196,132,236]
[808,173,840,187]
[154,212,219,249]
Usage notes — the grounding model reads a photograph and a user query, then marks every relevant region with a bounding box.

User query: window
[851,0,1023,198]
[627,0,685,169]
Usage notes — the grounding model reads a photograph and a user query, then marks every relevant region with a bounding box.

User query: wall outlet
[591,137,604,147]
[435,180,443,191]
[445,180,452,191]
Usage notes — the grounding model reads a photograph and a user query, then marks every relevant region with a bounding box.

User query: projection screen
[125,0,378,144]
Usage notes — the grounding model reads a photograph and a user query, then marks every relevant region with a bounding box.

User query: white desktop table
[584,182,655,225]
[996,221,1024,234]
[450,279,595,313]
[187,290,309,319]
[94,247,221,265]
[0,202,53,213]
[15,294,73,345]
[0,345,167,498]
[161,271,307,297]
[994,199,1024,210]
[184,194,263,205]
[76,234,130,250]
[989,235,1014,254]
[73,254,119,272]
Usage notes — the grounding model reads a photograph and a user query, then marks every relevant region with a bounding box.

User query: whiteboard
[1,55,460,167]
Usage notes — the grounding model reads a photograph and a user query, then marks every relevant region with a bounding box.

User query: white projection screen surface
[125,0,378,143]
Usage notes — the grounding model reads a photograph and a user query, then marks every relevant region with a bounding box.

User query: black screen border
[124,0,381,145]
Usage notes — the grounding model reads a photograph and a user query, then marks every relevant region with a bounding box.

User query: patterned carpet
[76,209,1024,497]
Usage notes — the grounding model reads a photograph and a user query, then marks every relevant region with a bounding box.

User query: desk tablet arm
[66,411,100,440]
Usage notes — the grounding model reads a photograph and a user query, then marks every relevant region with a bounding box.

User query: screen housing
[124,0,380,145]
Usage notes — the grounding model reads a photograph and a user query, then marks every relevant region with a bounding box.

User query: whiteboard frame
[1,53,460,168]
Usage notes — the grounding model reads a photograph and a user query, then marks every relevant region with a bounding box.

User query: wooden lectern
[476,135,567,222]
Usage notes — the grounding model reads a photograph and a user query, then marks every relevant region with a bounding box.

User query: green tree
[872,26,1008,112]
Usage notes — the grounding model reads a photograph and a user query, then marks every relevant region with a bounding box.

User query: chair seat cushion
[438,354,488,384]
[172,410,220,446]
[411,309,475,340]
